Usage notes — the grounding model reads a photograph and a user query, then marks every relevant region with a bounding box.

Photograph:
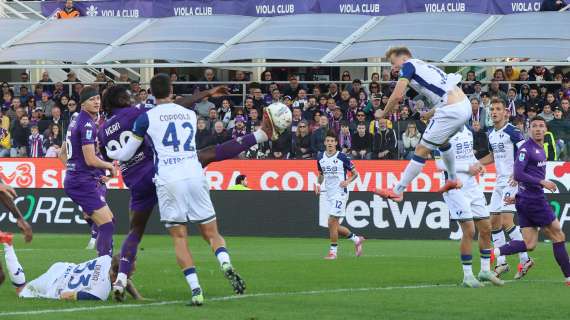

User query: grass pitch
[0,234,568,320]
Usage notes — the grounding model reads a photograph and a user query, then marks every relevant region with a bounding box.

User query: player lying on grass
[375,46,472,202]
[0,232,142,301]
[494,116,570,286]
[436,126,503,288]
[0,182,33,287]
[316,131,365,260]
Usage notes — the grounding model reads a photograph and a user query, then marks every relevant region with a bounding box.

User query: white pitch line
[0,283,457,317]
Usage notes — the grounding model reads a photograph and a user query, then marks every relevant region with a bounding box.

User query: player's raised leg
[502,219,532,279]
[337,225,365,257]
[85,215,98,250]
[0,233,26,291]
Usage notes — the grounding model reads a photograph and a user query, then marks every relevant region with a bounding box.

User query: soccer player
[99,85,274,301]
[316,131,364,260]
[494,116,570,286]
[0,233,142,300]
[478,99,532,279]
[375,47,472,202]
[436,126,503,287]
[106,74,278,306]
[63,86,117,258]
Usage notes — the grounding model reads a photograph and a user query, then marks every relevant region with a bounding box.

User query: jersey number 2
[162,122,194,152]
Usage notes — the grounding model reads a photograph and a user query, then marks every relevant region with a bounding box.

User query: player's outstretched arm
[175,86,230,109]
[59,143,68,164]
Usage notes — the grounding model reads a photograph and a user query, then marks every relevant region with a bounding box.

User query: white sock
[507,226,530,263]
[253,129,268,143]
[3,244,26,287]
[462,264,473,278]
[394,156,426,194]
[481,257,491,272]
[330,244,338,254]
[440,146,457,180]
[115,272,128,285]
[183,267,200,290]
[215,247,231,267]
[348,233,359,244]
[492,229,507,265]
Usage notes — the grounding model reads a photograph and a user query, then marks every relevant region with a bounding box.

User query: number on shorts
[335,201,342,209]
[162,122,195,152]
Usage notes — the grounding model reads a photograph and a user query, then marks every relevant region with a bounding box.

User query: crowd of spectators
[1,65,569,161]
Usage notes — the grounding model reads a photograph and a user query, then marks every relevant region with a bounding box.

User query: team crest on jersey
[86,129,92,140]
[519,152,525,161]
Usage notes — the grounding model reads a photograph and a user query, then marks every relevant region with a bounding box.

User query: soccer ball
[266,102,292,134]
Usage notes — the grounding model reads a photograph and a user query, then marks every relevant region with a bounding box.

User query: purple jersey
[514,138,547,199]
[65,110,98,177]
[98,106,154,188]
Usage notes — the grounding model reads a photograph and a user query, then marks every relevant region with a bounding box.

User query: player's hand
[107,162,118,178]
[17,218,33,243]
[508,175,518,187]
[100,176,111,184]
[208,86,230,98]
[540,180,557,192]
[0,184,17,200]
[503,196,515,205]
[339,180,349,188]
[315,184,321,195]
[468,163,485,176]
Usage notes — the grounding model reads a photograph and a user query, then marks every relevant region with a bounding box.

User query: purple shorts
[64,175,107,215]
[129,174,157,213]
[515,195,556,228]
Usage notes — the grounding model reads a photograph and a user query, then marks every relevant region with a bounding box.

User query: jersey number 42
[162,122,195,152]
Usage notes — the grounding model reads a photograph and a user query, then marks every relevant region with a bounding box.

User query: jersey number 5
[162,122,194,152]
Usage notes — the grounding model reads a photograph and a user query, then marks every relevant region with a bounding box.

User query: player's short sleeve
[505,125,524,149]
[316,152,323,173]
[398,61,415,81]
[132,113,149,139]
[338,153,355,171]
[80,121,96,146]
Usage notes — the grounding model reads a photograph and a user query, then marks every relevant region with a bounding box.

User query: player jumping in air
[478,99,532,279]
[494,116,570,286]
[375,47,472,201]
[316,131,365,260]
[0,233,142,301]
[99,84,275,302]
[63,86,117,258]
[436,126,503,287]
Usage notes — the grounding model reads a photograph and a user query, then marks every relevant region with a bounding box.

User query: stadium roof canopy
[0,11,569,68]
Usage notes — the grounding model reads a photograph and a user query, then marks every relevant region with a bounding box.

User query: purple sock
[90,221,99,240]
[499,240,527,256]
[215,134,257,161]
[96,222,115,257]
[552,242,570,278]
[119,232,141,275]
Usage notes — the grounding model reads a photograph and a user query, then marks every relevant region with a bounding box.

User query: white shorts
[155,176,216,227]
[489,185,517,214]
[19,263,67,299]
[321,191,349,218]
[444,187,489,221]
[421,97,472,150]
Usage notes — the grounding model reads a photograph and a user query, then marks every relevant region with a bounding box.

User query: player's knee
[525,239,537,251]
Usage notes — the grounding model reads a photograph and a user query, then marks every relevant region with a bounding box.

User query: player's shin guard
[183,267,201,290]
[87,219,99,240]
[394,155,426,194]
[215,247,231,267]
[492,229,507,265]
[3,244,25,287]
[96,221,115,257]
[480,249,491,272]
[215,134,257,161]
[119,232,140,277]
[506,226,530,263]
[498,240,527,256]
[439,144,457,180]
[552,242,570,278]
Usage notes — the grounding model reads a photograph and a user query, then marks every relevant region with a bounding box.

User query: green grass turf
[0,234,568,320]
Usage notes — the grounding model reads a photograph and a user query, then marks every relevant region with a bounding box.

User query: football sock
[492,228,507,265]
[497,240,527,256]
[347,233,359,244]
[215,134,257,161]
[183,267,200,290]
[439,144,457,180]
[394,155,426,194]
[215,247,231,267]
[87,218,98,240]
[480,249,491,272]
[461,254,473,277]
[119,232,140,277]
[330,243,338,254]
[552,242,570,278]
[3,244,25,287]
[96,221,115,257]
[507,226,530,263]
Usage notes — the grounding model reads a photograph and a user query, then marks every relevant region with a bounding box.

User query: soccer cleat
[565,277,570,286]
[354,236,366,257]
[324,251,337,260]
[0,232,13,245]
[86,238,96,250]
[437,179,462,193]
[514,259,534,280]
[374,188,403,202]
[112,280,126,302]
[462,275,484,288]
[222,263,246,295]
[188,288,204,306]
[494,263,510,278]
[478,270,505,286]
[262,109,279,141]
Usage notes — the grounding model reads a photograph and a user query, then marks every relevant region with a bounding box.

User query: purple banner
[41,0,548,18]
